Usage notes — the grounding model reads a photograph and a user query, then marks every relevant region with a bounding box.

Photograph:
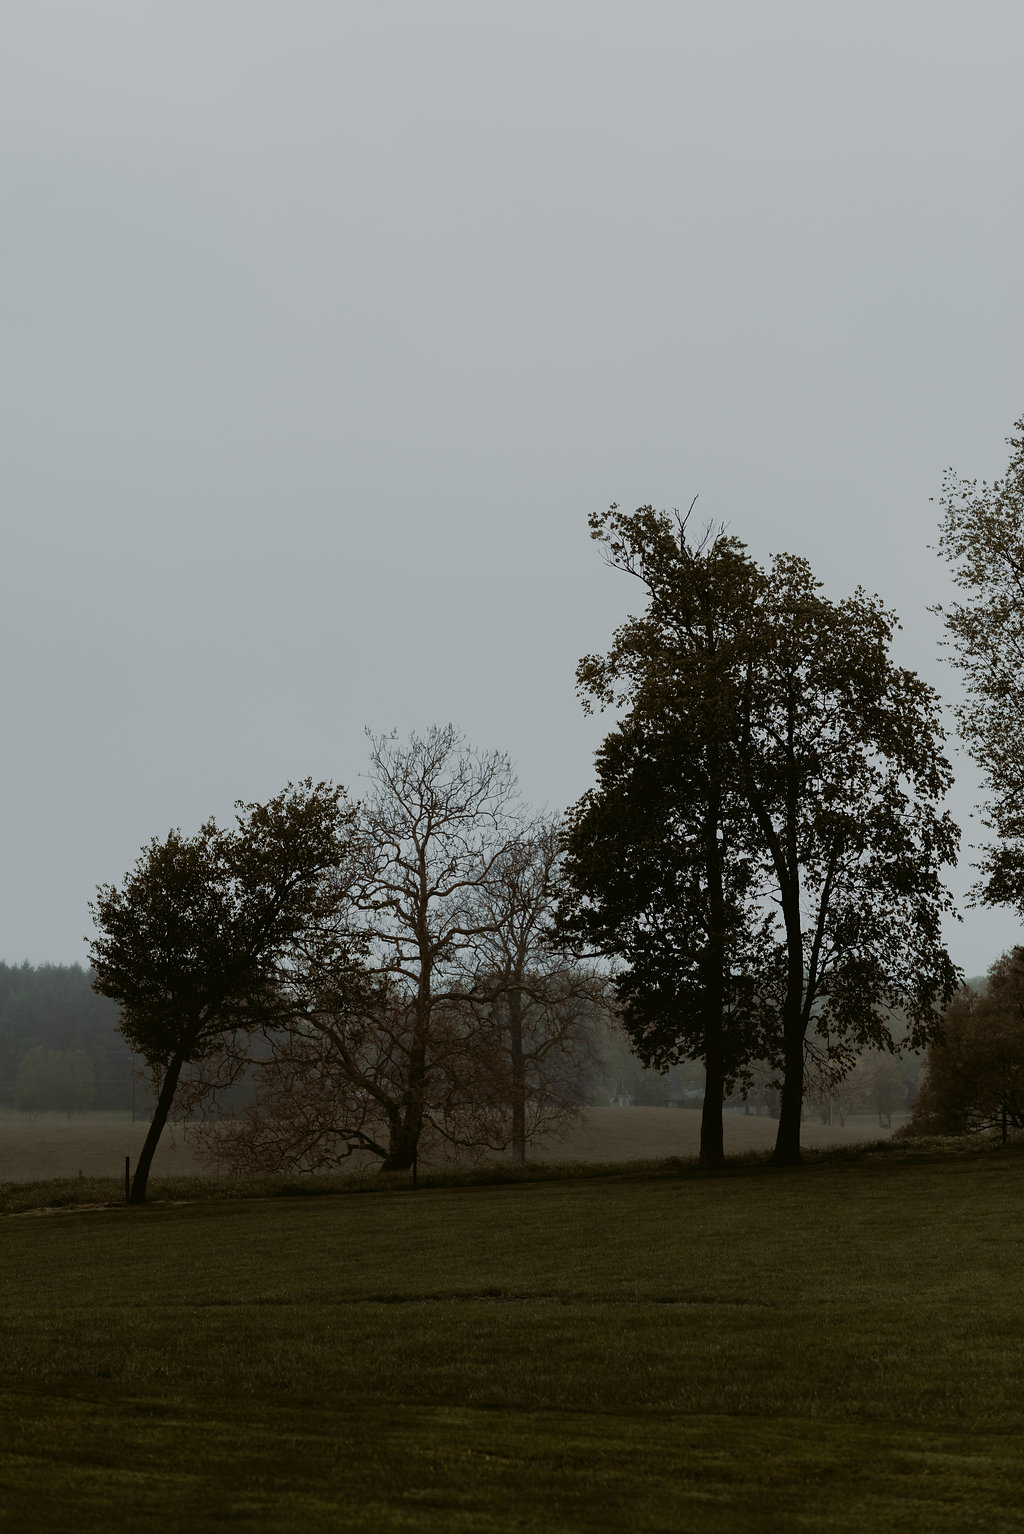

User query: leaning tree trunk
[130,1046,189,1204]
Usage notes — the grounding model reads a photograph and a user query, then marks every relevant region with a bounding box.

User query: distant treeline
[0,959,677,1119]
[0,964,134,1112]
[0,959,925,1125]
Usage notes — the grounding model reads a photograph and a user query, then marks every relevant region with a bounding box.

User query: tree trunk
[771,860,807,1166]
[380,1136,418,1172]
[700,1047,726,1169]
[380,1103,422,1172]
[772,1021,805,1166]
[508,972,527,1166]
[698,776,728,1171]
[380,988,430,1172]
[130,1048,188,1204]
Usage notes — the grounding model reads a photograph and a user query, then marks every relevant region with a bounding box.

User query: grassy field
[0,1105,904,1182]
[2,1143,1023,1531]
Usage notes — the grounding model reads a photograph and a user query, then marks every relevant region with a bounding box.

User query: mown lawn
[2,1149,1024,1531]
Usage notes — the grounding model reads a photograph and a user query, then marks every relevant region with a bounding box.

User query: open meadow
[0,1105,905,1183]
[2,1140,1023,1532]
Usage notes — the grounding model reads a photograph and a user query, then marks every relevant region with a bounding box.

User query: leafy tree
[15,1047,95,1118]
[565,510,778,1168]
[566,505,961,1166]
[909,949,1024,1140]
[934,418,1024,913]
[735,551,960,1162]
[89,780,362,1202]
[562,709,777,1168]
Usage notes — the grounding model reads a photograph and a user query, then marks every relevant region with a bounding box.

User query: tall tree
[89,780,361,1202]
[568,505,961,1166]
[562,713,776,1169]
[736,553,961,1163]
[934,417,1024,914]
[565,509,779,1167]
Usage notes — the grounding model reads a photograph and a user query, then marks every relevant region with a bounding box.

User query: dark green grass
[3,1149,1024,1531]
[4,1392,1022,1534]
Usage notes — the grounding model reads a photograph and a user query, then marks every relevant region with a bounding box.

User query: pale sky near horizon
[1,1,1022,976]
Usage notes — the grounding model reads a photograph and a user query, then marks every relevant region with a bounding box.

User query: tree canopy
[89,780,362,1201]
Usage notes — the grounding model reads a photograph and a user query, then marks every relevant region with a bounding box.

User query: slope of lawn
[2,1147,1024,1532]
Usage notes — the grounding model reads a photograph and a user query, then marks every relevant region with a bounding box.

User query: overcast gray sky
[1,1,1022,975]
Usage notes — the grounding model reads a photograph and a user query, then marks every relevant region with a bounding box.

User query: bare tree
[462,819,604,1163]
[190,726,526,1175]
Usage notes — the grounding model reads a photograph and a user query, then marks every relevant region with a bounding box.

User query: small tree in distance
[908,949,1024,1141]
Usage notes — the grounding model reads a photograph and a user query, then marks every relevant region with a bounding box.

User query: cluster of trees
[89,417,1024,1198]
[90,733,603,1202]
[560,414,1024,1157]
[559,504,960,1167]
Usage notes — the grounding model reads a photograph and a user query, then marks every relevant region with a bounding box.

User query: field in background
[0,1105,905,1183]
[2,1146,1022,1531]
